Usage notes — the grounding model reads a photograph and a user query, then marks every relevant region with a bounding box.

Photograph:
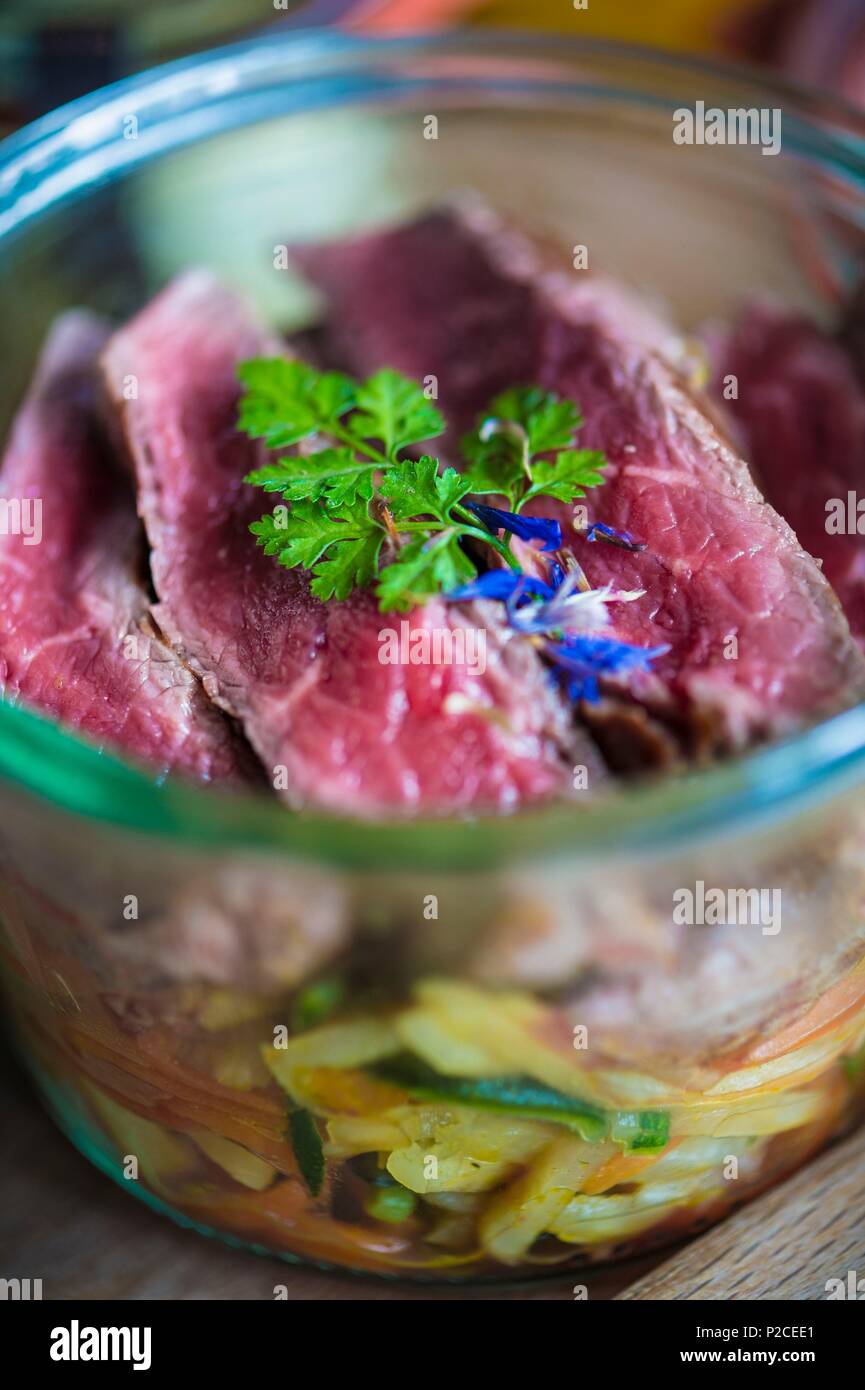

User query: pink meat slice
[0,312,256,785]
[716,299,865,645]
[296,203,865,755]
[102,271,598,815]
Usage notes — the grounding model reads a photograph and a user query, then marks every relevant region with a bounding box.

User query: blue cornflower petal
[448,570,552,603]
[547,635,668,703]
[466,502,563,553]
[549,561,566,590]
[585,522,646,552]
[568,673,599,703]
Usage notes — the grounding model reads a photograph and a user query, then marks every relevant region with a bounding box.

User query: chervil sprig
[460,385,607,513]
[237,358,668,699]
[238,359,446,455]
[238,361,613,613]
[250,497,384,602]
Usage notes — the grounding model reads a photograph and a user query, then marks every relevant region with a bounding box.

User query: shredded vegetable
[6,947,863,1276]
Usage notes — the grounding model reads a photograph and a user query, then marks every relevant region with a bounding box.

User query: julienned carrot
[293,1065,407,1116]
[65,1022,283,1125]
[580,1141,680,1196]
[742,957,865,1065]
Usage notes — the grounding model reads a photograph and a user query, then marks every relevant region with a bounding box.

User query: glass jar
[1,30,865,1281]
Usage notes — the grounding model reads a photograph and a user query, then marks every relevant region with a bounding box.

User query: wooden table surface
[3,1045,862,1301]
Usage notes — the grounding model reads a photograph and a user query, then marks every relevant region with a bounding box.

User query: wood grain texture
[618,1124,865,1301]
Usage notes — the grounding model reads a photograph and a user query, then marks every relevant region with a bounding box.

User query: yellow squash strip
[478,1135,606,1263]
[261,1017,400,1105]
[414,981,697,1108]
[550,1176,724,1247]
[83,1083,201,1197]
[635,1136,752,1183]
[190,1129,278,1191]
[386,1104,556,1194]
[388,1148,513,1194]
[394,1006,507,1077]
[324,1115,408,1159]
[672,1087,828,1137]
[704,1028,857,1099]
[415,980,611,1103]
[583,1068,691,1107]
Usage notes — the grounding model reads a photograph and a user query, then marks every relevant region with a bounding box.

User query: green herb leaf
[381,456,473,524]
[351,368,445,456]
[370,1055,608,1143]
[288,1108,325,1196]
[250,502,340,570]
[239,358,611,611]
[237,359,355,449]
[491,386,583,455]
[375,533,476,613]
[459,442,524,507]
[309,527,384,603]
[521,448,607,508]
[250,497,383,601]
[246,447,376,508]
[460,387,593,512]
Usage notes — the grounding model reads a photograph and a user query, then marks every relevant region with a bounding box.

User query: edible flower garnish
[447,570,553,603]
[506,574,645,636]
[449,566,660,701]
[583,521,646,552]
[449,567,643,635]
[465,502,562,552]
[546,635,669,703]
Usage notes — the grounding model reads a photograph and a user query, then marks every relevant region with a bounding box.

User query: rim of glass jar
[3,27,865,872]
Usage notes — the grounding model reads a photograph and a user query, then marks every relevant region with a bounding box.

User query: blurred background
[1,0,864,137]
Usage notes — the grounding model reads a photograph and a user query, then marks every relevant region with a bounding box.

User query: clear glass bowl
[2,29,865,1282]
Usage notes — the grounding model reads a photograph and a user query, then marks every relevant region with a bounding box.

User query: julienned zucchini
[370,1055,670,1152]
[609,1108,670,1152]
[288,1107,325,1196]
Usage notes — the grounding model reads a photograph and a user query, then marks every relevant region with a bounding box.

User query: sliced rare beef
[101,271,603,815]
[297,201,865,758]
[717,300,865,645]
[0,312,256,785]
